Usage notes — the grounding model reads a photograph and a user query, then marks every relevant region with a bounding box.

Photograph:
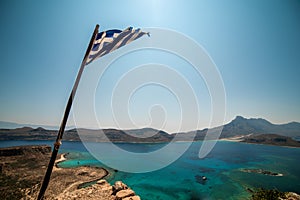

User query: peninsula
[0,145,140,200]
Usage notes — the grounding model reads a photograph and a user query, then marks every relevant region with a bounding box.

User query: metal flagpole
[37,24,99,200]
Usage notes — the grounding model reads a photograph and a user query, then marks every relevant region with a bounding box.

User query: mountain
[175,116,300,141]
[221,116,300,138]
[0,121,74,130]
[0,127,173,143]
[0,116,299,144]
[0,121,23,129]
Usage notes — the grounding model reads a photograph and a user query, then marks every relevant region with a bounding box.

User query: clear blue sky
[0,0,299,132]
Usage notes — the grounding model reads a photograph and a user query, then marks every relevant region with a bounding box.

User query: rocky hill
[220,116,300,138]
[0,127,173,142]
[240,134,300,147]
[175,116,300,141]
[0,116,299,146]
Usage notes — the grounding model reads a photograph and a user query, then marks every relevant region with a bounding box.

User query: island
[240,168,283,177]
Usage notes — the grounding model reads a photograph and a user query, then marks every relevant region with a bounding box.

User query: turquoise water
[1,140,299,199]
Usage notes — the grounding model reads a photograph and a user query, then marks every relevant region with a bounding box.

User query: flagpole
[37,24,99,200]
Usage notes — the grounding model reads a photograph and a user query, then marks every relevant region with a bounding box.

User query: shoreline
[51,152,141,200]
[53,153,67,170]
[219,138,244,142]
[218,138,300,149]
[1,139,299,149]
[53,153,111,177]
[239,141,300,149]
[53,152,110,184]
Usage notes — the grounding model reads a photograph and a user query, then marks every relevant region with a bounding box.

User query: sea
[0,140,299,200]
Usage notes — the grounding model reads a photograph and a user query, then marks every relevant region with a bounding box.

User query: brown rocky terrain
[240,134,300,147]
[56,180,140,200]
[0,145,140,200]
[1,116,299,147]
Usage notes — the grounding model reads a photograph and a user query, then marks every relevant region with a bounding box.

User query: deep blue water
[1,140,299,200]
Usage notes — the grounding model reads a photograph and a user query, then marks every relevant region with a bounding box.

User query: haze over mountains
[0,121,74,130]
[0,116,299,144]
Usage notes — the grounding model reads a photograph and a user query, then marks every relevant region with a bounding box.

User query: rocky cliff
[0,145,51,156]
[0,145,140,200]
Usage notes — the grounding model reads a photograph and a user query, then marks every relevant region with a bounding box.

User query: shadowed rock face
[0,145,51,156]
[0,145,53,199]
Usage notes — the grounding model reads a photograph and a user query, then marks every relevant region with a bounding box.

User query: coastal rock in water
[116,189,135,200]
[241,168,283,176]
[282,192,300,200]
[97,179,113,192]
[97,179,108,185]
[113,181,129,194]
[123,196,141,200]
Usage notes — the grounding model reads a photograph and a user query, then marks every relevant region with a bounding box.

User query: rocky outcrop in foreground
[250,187,300,200]
[56,180,140,200]
[0,145,140,200]
[282,192,300,200]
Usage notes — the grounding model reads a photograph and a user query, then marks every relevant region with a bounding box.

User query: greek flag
[85,27,149,65]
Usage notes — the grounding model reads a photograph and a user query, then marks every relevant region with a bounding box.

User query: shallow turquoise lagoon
[1,140,299,199]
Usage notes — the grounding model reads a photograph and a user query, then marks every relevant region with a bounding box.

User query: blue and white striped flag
[85,27,149,65]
